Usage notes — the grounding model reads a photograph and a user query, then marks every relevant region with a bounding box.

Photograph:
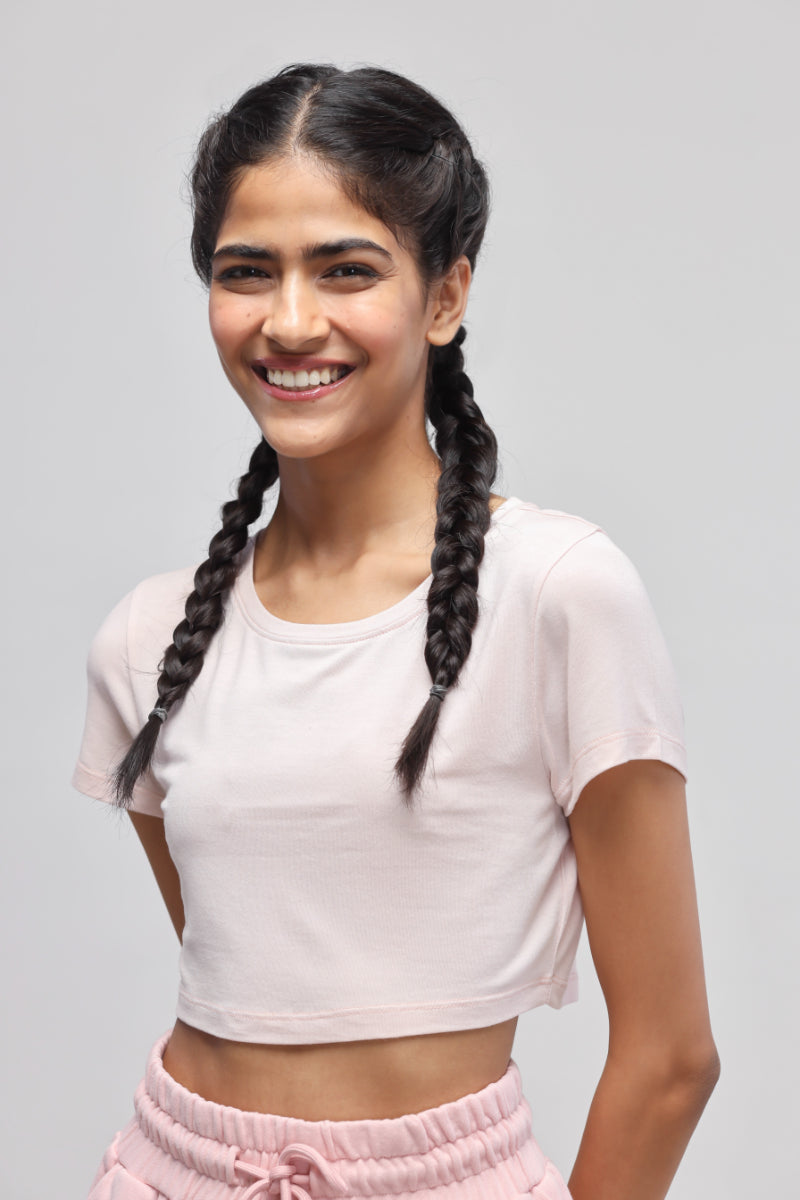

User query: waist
[162,1015,518,1120]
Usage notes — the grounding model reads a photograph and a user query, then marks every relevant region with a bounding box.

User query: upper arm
[568,759,716,1071]
[533,529,688,820]
[128,811,185,943]
[71,586,167,814]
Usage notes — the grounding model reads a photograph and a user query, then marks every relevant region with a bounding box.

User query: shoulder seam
[514,501,606,537]
[531,527,603,796]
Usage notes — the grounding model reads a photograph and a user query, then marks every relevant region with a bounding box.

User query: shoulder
[490,497,622,581]
[87,560,199,680]
[490,498,652,622]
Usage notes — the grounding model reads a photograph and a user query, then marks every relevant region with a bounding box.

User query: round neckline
[234,496,522,643]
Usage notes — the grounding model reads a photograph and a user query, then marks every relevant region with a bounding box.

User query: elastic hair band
[149,707,168,723]
[429,685,448,701]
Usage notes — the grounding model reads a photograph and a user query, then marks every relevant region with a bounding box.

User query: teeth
[265,365,349,389]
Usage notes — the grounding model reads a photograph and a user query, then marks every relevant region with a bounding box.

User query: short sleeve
[71,589,166,817]
[533,529,688,817]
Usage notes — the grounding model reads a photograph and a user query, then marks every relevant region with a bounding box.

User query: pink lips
[251,360,354,402]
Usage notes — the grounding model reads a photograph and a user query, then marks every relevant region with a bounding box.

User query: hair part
[190,64,490,289]
[115,62,498,812]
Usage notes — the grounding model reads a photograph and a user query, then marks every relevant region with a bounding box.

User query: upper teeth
[266,366,349,388]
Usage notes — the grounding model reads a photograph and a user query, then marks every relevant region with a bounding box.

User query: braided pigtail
[182,66,496,808]
[393,326,498,806]
[113,438,279,808]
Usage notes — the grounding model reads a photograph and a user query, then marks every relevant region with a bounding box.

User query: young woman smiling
[73,64,719,1200]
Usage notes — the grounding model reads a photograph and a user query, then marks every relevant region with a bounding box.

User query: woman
[73,63,719,1200]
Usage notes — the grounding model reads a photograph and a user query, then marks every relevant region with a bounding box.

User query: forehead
[216,155,406,257]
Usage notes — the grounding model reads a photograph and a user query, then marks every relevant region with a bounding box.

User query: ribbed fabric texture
[72,498,687,1044]
[88,1032,573,1198]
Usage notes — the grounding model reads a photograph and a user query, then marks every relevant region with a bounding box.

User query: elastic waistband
[120,1030,549,1198]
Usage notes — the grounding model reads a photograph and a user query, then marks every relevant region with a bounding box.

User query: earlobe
[426,256,472,346]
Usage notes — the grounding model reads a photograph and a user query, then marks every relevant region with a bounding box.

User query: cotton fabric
[88,1030,573,1199]
[72,498,687,1044]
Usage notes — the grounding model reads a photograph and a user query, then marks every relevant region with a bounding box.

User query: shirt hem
[71,762,165,818]
[175,974,579,1044]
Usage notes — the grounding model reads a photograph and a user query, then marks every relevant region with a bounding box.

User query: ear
[425,255,472,346]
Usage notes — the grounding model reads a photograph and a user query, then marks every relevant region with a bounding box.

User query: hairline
[210,149,439,304]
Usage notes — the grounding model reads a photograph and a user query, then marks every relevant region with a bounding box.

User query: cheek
[208,299,254,355]
[347,300,426,363]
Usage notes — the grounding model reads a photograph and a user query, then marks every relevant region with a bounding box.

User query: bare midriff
[160,490,517,1118]
[161,1015,519,1120]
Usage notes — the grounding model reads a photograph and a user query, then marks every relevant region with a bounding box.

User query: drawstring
[235,1141,348,1200]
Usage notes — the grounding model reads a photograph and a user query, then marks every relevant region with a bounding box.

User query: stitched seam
[531,526,604,790]
[230,499,523,645]
[232,582,428,645]
[178,976,573,1021]
[553,729,687,806]
[73,761,165,804]
[548,840,573,1006]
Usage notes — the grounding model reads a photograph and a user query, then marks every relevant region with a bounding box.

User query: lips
[253,363,353,389]
[250,360,356,401]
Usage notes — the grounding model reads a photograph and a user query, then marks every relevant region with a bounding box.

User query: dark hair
[114,63,498,810]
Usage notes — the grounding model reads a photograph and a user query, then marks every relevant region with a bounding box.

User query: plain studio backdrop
[2,1,797,1196]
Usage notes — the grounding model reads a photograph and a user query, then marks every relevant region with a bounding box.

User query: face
[208,154,465,467]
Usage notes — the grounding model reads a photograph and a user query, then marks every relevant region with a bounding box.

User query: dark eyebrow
[212,238,394,263]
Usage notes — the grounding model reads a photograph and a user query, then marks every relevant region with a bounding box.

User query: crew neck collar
[234,496,522,644]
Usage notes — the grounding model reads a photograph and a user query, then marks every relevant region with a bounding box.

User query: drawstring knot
[236,1142,347,1200]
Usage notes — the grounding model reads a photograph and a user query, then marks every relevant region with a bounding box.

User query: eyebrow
[212,238,394,263]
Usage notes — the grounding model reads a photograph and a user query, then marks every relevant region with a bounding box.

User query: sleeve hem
[555,730,688,817]
[71,761,165,818]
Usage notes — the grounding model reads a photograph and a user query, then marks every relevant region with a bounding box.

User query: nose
[261,276,329,350]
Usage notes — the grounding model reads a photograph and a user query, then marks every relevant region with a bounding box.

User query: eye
[326,263,379,280]
[213,264,270,282]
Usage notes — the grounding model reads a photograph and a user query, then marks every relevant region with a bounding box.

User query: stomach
[161,1015,519,1120]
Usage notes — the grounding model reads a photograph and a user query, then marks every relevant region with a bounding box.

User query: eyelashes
[213,265,265,281]
[326,264,379,279]
[213,263,380,283]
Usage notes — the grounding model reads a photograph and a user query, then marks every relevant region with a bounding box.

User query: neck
[262,437,443,572]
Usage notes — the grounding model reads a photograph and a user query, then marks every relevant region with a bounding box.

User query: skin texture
[129,155,718,1186]
[208,153,473,587]
[565,761,719,1199]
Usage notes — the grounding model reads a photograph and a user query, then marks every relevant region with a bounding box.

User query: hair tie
[429,684,448,701]
[149,707,168,723]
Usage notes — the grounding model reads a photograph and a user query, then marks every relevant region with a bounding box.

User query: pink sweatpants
[88,1030,573,1199]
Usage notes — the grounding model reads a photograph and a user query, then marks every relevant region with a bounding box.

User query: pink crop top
[72,498,688,1043]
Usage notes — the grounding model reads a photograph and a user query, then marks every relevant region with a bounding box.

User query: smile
[251,362,355,401]
[254,364,353,390]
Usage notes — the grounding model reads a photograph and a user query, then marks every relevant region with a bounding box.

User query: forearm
[567,1048,720,1200]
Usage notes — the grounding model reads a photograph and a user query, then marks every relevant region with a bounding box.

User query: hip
[88,1028,574,1199]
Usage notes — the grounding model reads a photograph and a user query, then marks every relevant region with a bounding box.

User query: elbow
[610,1035,721,1118]
[682,1040,721,1104]
[655,1038,721,1118]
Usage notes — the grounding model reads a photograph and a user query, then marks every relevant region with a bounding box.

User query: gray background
[2,1,797,1196]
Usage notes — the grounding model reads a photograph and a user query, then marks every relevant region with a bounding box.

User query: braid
[393,325,498,807]
[113,438,279,808]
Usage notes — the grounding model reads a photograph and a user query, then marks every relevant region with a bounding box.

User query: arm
[128,811,185,943]
[565,759,719,1200]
